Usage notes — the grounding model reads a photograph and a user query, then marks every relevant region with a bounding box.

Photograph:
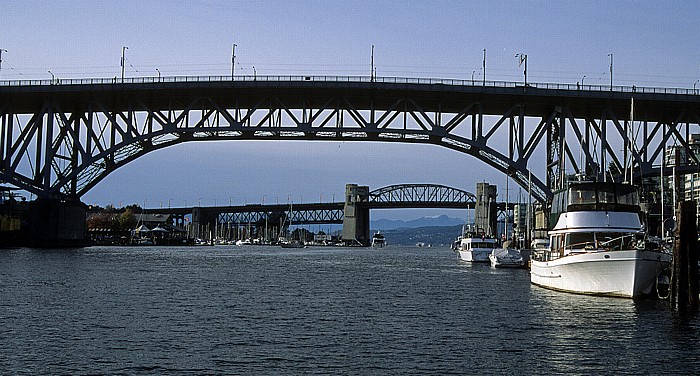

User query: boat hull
[458,249,490,262]
[489,251,524,268]
[530,250,671,298]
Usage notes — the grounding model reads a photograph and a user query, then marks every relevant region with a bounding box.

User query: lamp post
[608,53,613,91]
[371,45,375,82]
[515,53,527,86]
[694,79,699,94]
[48,70,55,84]
[482,48,486,86]
[581,75,586,86]
[156,68,161,81]
[231,43,237,77]
[253,66,256,80]
[0,49,6,71]
[121,46,129,81]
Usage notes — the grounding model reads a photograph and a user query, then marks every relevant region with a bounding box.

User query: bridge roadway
[2,75,700,205]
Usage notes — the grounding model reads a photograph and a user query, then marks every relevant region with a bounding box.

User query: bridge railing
[1,75,698,96]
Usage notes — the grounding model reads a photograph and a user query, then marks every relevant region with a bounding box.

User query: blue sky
[2,1,699,219]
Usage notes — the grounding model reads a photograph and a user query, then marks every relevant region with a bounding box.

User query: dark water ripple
[1,246,699,375]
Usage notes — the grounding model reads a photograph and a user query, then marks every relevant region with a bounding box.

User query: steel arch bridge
[207,183,477,226]
[368,183,475,209]
[2,75,700,204]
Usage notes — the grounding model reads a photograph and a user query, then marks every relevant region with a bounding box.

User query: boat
[371,231,386,248]
[236,239,252,246]
[280,240,306,248]
[489,247,525,268]
[530,180,672,299]
[456,225,499,262]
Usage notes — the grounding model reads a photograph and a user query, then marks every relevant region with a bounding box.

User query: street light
[231,43,237,77]
[482,48,487,86]
[121,46,129,81]
[0,49,7,71]
[608,53,613,91]
[581,75,586,86]
[253,65,256,80]
[694,79,699,94]
[156,68,161,81]
[48,70,55,84]
[371,44,375,82]
[515,53,527,86]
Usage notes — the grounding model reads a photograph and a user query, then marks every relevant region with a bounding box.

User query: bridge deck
[2,76,698,120]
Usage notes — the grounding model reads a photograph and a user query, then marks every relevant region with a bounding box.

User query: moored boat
[489,247,525,268]
[456,225,498,262]
[530,180,671,298]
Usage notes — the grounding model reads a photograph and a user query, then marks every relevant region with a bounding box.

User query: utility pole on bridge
[0,49,6,71]
[121,46,129,81]
[231,43,237,77]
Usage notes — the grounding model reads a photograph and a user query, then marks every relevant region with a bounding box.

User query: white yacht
[457,225,498,262]
[530,181,671,299]
[371,231,386,248]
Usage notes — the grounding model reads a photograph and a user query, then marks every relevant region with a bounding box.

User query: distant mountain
[371,215,464,230]
[378,225,463,246]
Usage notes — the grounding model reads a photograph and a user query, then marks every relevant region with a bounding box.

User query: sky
[2,1,700,220]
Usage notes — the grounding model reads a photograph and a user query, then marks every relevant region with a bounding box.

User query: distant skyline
[2,1,699,220]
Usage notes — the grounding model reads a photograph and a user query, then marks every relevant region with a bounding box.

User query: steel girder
[2,78,700,205]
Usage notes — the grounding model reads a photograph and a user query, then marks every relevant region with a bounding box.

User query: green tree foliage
[116,208,137,231]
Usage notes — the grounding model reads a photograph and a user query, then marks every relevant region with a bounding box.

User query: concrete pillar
[27,199,88,247]
[474,182,497,237]
[191,207,216,240]
[342,184,370,246]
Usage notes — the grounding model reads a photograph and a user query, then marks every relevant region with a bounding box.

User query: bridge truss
[218,203,344,226]
[2,76,699,204]
[368,183,475,208]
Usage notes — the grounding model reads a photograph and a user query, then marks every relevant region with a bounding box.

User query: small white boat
[456,225,498,262]
[236,239,252,246]
[489,248,524,268]
[371,231,386,248]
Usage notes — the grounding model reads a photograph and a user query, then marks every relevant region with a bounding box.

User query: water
[1,245,698,375]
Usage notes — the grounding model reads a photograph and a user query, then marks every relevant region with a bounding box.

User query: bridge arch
[368,184,476,208]
[2,76,699,204]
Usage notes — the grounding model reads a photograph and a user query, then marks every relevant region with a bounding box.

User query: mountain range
[370,215,465,230]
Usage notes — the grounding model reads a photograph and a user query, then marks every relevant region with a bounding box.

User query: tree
[116,208,137,231]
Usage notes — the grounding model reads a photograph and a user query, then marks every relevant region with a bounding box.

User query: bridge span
[2,75,700,205]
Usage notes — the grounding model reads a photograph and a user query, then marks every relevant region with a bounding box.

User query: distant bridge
[146,183,506,245]
[150,183,480,226]
[3,75,700,207]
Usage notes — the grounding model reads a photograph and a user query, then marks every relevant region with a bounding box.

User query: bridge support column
[342,184,370,246]
[27,199,88,247]
[191,207,217,241]
[475,182,498,237]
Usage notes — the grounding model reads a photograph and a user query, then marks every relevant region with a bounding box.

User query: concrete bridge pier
[191,207,217,240]
[342,184,370,246]
[474,182,498,237]
[27,199,88,247]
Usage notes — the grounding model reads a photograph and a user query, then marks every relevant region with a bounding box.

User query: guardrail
[1,74,698,95]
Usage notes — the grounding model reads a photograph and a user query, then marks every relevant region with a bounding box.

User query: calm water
[1,245,699,375]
